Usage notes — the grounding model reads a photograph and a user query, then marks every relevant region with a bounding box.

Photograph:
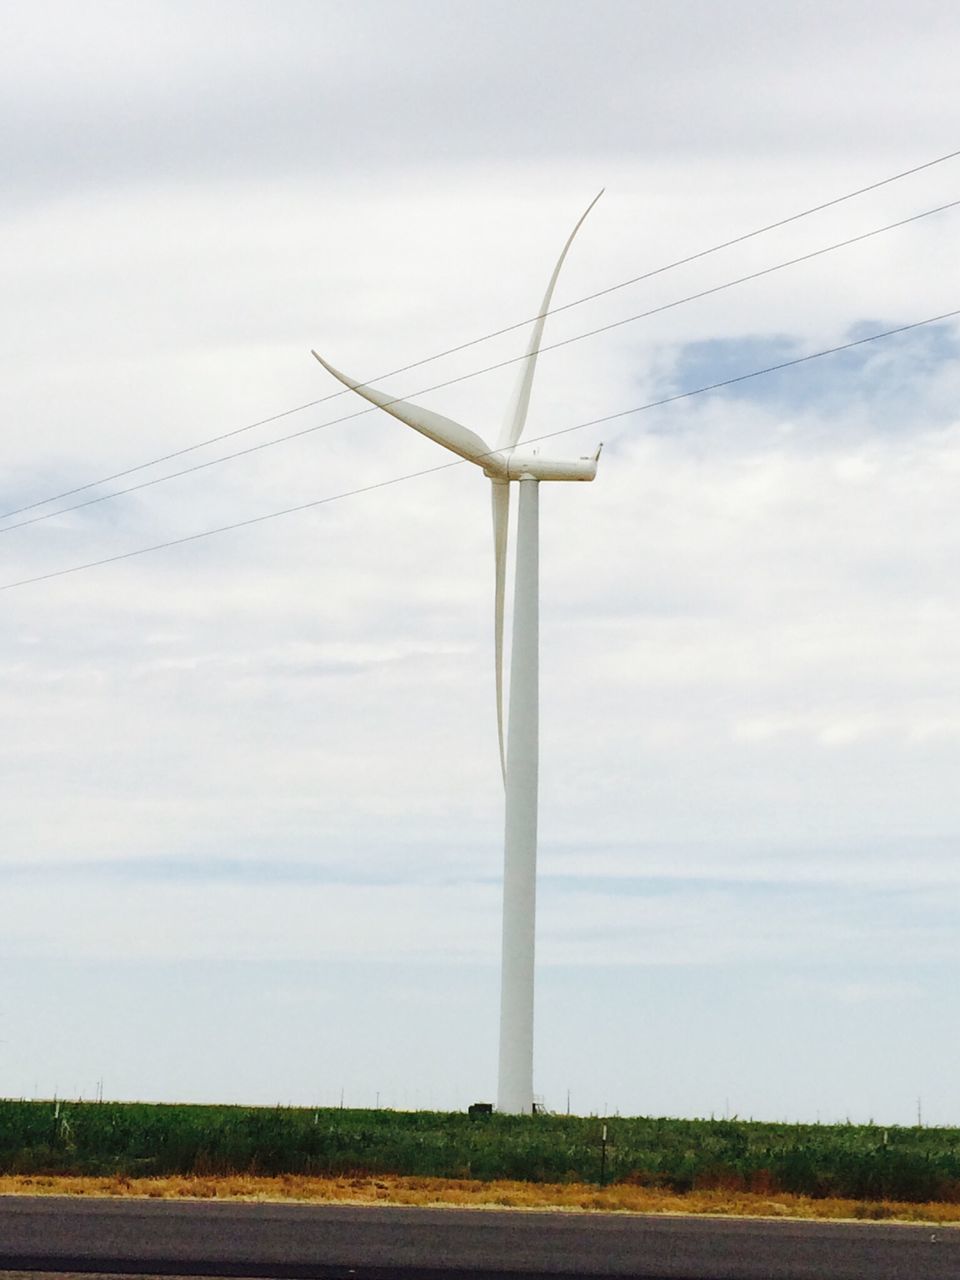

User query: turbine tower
[313,194,601,1114]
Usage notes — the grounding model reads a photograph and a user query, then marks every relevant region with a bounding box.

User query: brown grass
[2,1173,960,1224]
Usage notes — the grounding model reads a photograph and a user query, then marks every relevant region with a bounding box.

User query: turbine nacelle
[484,450,600,483]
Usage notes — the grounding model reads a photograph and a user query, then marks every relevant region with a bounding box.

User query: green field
[2,1100,959,1203]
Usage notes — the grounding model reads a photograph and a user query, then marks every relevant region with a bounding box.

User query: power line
[4,305,957,595]
[4,144,960,524]
[4,197,958,537]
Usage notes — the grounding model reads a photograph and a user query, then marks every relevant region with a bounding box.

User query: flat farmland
[2,1101,959,1207]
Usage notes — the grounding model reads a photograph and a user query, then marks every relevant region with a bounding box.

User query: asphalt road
[1,1195,958,1279]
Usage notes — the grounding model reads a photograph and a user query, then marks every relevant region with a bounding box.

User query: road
[0,1195,958,1279]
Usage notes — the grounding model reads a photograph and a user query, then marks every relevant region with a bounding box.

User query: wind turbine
[312,194,602,1114]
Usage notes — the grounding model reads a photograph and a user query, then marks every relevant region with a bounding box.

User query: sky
[2,0,960,1126]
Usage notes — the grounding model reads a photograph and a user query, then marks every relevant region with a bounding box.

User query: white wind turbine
[312,194,602,1114]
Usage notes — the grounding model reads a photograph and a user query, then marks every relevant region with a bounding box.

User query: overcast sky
[3,0,960,1125]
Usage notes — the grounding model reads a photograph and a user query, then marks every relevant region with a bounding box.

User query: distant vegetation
[2,1100,959,1203]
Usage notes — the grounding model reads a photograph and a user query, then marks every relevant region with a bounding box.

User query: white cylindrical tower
[497,476,540,1114]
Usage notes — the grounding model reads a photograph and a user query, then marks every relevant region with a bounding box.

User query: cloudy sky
[3,0,960,1125]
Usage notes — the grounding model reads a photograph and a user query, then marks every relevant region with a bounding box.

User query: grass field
[2,1100,959,1206]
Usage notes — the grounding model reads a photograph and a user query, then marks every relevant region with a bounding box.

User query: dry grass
[2,1172,960,1225]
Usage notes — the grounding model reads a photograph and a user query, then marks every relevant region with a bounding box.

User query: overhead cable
[4,144,960,524]
[3,197,958,537]
[4,305,957,594]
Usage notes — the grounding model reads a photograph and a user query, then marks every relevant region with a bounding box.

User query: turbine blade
[498,189,604,451]
[312,351,495,466]
[491,478,510,787]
